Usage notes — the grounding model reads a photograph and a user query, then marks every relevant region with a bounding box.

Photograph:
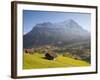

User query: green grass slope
[23,53,90,69]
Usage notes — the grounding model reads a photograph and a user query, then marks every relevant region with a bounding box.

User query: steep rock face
[23,19,90,48]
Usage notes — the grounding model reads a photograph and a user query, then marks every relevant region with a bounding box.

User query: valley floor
[23,53,90,69]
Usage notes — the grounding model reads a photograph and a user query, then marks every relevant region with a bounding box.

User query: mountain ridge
[23,19,90,48]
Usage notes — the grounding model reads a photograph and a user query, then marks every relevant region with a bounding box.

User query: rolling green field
[23,53,90,69]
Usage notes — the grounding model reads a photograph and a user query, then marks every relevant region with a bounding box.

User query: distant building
[24,48,34,54]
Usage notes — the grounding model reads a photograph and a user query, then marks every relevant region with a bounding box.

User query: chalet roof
[46,52,57,58]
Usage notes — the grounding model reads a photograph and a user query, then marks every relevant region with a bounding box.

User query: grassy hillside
[23,53,90,69]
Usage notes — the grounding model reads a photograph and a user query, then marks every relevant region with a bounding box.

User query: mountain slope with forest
[23,19,90,48]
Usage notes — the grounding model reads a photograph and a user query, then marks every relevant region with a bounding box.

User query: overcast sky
[23,10,91,34]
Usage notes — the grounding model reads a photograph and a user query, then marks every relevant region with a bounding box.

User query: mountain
[23,19,90,48]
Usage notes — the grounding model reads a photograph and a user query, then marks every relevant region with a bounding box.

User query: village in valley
[24,44,90,63]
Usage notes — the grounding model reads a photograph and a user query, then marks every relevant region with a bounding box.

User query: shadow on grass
[41,57,47,59]
[41,57,54,60]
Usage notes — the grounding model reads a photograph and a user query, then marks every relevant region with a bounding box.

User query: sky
[23,10,91,34]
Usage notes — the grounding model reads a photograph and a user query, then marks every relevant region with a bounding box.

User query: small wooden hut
[45,52,57,60]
